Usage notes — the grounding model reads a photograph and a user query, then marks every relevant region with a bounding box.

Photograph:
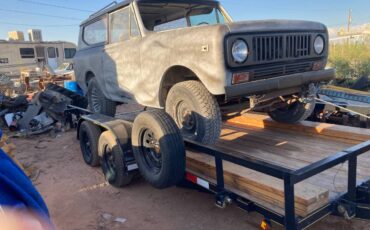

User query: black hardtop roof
[81,0,219,25]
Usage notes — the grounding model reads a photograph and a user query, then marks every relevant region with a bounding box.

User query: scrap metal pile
[0,83,87,136]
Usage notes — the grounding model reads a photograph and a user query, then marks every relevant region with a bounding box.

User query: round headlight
[232,39,248,63]
[314,35,325,54]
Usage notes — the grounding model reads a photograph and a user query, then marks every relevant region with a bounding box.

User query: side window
[64,48,77,59]
[154,18,187,32]
[189,8,226,26]
[109,7,130,43]
[130,10,140,37]
[83,18,107,45]
[0,58,8,64]
[20,48,35,59]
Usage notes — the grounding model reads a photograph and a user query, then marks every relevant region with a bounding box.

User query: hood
[225,20,327,34]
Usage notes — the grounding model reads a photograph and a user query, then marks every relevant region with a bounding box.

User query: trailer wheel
[99,131,133,188]
[268,101,315,124]
[165,80,221,145]
[87,78,117,116]
[132,110,185,189]
[79,121,102,167]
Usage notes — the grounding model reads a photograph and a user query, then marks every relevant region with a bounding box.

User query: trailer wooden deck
[186,113,370,217]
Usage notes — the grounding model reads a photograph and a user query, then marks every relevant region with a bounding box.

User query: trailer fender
[77,114,133,154]
[96,121,131,157]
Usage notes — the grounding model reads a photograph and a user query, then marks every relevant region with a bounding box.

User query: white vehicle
[0,40,76,76]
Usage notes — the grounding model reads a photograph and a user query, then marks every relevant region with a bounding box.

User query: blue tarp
[0,127,50,225]
[0,149,49,217]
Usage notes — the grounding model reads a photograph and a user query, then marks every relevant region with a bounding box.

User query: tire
[165,81,221,145]
[132,110,185,189]
[99,131,134,188]
[268,100,316,124]
[79,121,102,167]
[87,78,117,116]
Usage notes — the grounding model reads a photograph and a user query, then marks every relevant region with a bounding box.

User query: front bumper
[225,68,335,99]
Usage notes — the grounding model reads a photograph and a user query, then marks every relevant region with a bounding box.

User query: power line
[0,8,83,21]
[0,20,78,27]
[18,0,94,13]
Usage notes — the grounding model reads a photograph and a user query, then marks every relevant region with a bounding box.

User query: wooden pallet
[186,113,370,217]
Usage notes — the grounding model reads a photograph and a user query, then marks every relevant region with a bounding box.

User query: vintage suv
[74,0,335,144]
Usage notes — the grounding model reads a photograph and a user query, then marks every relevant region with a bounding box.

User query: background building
[7,31,25,42]
[28,29,43,42]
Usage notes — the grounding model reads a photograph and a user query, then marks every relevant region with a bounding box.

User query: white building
[28,29,43,42]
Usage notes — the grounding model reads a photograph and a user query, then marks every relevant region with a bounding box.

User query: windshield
[138,2,227,32]
[56,63,71,71]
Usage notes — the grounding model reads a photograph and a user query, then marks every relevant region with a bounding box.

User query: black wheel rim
[140,129,162,174]
[175,101,197,137]
[103,145,117,182]
[90,86,102,112]
[81,131,92,163]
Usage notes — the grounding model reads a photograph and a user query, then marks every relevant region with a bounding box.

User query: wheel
[87,78,117,116]
[165,80,221,145]
[79,121,102,167]
[268,100,315,124]
[99,131,134,188]
[132,110,185,189]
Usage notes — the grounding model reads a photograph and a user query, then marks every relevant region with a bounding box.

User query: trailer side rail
[185,139,370,230]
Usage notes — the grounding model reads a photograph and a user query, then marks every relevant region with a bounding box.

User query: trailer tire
[99,131,134,188]
[165,80,221,145]
[132,110,185,189]
[87,78,117,116]
[268,101,315,124]
[79,121,102,167]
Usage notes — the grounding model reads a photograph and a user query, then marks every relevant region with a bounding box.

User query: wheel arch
[159,65,200,107]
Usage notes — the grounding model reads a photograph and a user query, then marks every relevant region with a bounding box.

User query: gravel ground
[10,120,370,230]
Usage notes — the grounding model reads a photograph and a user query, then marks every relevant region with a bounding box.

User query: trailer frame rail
[185,139,370,230]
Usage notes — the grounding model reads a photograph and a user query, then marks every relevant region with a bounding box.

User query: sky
[0,0,369,43]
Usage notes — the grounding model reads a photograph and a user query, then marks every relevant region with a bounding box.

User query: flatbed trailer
[68,106,370,230]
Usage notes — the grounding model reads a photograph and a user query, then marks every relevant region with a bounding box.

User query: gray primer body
[74,0,334,108]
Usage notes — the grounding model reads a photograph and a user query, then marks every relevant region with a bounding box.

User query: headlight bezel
[231,39,249,64]
[314,35,325,55]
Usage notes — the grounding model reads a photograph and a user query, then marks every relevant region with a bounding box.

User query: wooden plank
[226,113,370,143]
[182,113,370,217]
[186,151,329,217]
[217,124,370,202]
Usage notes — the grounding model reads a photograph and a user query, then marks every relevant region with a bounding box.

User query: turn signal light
[232,72,250,85]
[313,61,325,71]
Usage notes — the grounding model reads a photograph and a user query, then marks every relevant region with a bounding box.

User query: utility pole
[347,9,352,33]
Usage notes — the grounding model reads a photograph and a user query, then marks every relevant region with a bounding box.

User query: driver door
[103,6,142,102]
